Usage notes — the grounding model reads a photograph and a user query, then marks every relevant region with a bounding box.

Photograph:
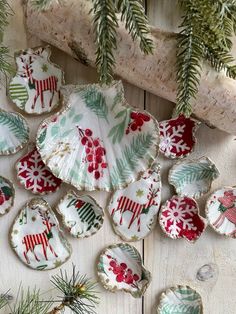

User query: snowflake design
[159,196,206,242]
[16,147,62,194]
[159,115,199,159]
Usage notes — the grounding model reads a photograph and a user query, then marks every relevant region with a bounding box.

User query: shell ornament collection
[0,45,232,313]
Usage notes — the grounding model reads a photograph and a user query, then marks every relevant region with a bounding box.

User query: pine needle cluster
[91,0,153,84]
[0,266,99,314]
[0,0,13,77]
[177,0,236,116]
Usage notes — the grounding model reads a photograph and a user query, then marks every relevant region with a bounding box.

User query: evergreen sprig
[0,0,13,77]
[49,265,99,314]
[177,0,236,116]
[91,0,118,84]
[116,0,154,54]
[91,0,153,84]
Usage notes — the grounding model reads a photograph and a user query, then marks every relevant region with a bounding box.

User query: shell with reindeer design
[9,46,64,115]
[107,163,161,241]
[10,198,72,270]
[206,187,236,238]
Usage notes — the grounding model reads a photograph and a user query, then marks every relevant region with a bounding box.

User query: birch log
[24,0,236,134]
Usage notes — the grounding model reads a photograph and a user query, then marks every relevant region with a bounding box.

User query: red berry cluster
[78,127,107,180]
[126,112,151,134]
[107,255,140,286]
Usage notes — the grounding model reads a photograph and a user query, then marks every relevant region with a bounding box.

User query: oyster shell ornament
[159,115,200,159]
[16,146,62,195]
[108,162,161,241]
[97,243,151,298]
[157,285,203,314]
[206,187,236,238]
[10,198,71,270]
[0,175,14,216]
[36,81,159,191]
[159,196,207,242]
[9,46,63,115]
[169,157,219,199]
[56,190,104,238]
[0,110,29,155]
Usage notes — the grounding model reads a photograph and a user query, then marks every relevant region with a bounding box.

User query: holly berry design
[97,243,151,298]
[16,146,62,194]
[159,196,206,242]
[0,176,14,215]
[78,127,107,180]
[159,115,200,159]
[107,256,140,287]
[126,111,151,134]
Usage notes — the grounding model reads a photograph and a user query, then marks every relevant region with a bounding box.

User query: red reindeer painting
[111,184,159,232]
[22,209,58,264]
[213,190,236,236]
[19,50,60,110]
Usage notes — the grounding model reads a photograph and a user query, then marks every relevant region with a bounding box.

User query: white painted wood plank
[144,1,236,314]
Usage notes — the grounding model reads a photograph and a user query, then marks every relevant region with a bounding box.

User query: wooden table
[0,1,236,313]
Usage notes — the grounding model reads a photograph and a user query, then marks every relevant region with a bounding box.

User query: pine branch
[0,292,11,310]
[91,0,118,84]
[31,0,62,10]
[11,288,52,314]
[0,45,13,76]
[116,0,153,54]
[49,265,99,314]
[176,23,203,116]
[204,45,236,79]
[176,0,236,116]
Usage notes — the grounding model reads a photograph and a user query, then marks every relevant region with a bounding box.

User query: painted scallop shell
[169,157,219,199]
[15,146,62,195]
[0,110,29,155]
[108,162,161,241]
[206,187,236,238]
[159,115,200,159]
[97,243,151,298]
[56,190,104,238]
[0,175,14,216]
[9,46,64,115]
[36,81,159,191]
[159,196,207,242]
[157,285,203,314]
[10,198,71,270]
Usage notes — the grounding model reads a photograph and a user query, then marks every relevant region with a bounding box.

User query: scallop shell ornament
[108,162,161,241]
[0,175,14,216]
[15,146,62,195]
[97,243,151,298]
[169,157,219,199]
[206,187,236,238]
[10,198,71,270]
[36,81,159,191]
[0,110,29,155]
[56,190,104,238]
[157,285,203,314]
[9,46,63,115]
[159,115,200,159]
[159,196,207,242]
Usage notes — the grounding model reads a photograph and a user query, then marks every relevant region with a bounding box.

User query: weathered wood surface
[24,0,236,135]
[0,1,235,314]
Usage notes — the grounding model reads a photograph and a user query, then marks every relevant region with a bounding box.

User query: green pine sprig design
[121,243,141,262]
[0,111,29,141]
[170,162,219,190]
[108,108,130,144]
[80,86,109,122]
[110,133,154,186]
